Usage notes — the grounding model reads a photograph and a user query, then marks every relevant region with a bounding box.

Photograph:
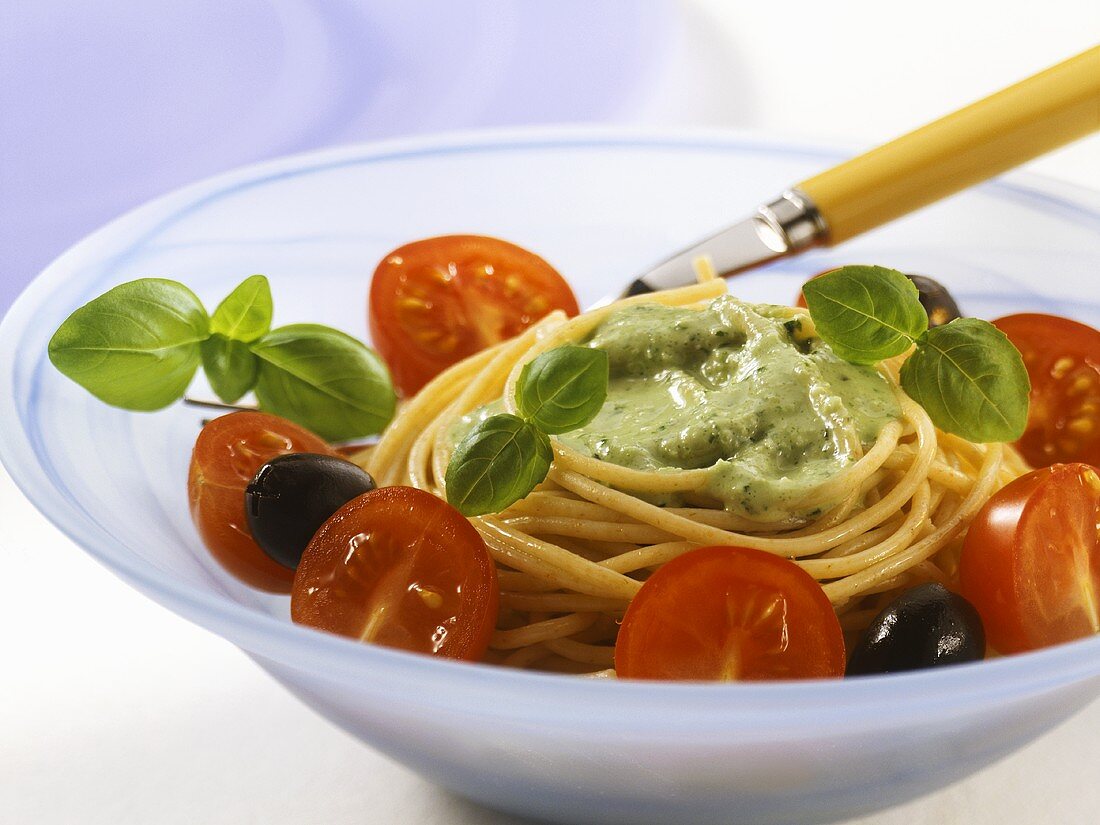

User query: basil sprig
[200,335,259,405]
[445,415,553,517]
[899,320,1030,443]
[252,324,395,440]
[199,274,273,404]
[802,265,927,363]
[446,345,609,516]
[804,266,1029,443]
[49,275,396,441]
[516,345,609,433]
[48,279,210,411]
[208,273,273,342]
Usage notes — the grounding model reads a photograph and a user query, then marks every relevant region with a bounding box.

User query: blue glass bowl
[3,129,1099,825]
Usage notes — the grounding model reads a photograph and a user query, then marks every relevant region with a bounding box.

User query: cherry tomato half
[960,463,1100,654]
[369,235,579,396]
[993,313,1100,467]
[291,486,499,661]
[188,411,336,592]
[615,546,845,681]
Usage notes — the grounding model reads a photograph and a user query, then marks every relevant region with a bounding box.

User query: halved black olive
[846,583,985,676]
[245,453,376,570]
[907,274,962,328]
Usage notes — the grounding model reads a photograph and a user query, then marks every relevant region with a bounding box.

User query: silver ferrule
[757,189,827,252]
[617,186,831,299]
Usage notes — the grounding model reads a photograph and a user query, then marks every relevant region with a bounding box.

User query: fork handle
[797,45,1100,245]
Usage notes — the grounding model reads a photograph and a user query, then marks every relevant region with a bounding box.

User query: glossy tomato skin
[291,486,499,661]
[615,545,845,681]
[188,411,336,592]
[369,235,579,396]
[993,314,1100,467]
[960,463,1100,654]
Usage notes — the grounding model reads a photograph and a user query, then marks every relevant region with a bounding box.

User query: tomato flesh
[615,546,845,681]
[291,486,499,660]
[960,463,1100,654]
[369,235,579,396]
[188,411,335,592]
[993,313,1100,467]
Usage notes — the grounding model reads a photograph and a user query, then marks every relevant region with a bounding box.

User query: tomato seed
[1052,357,1076,379]
[1069,418,1096,435]
[1069,375,1096,396]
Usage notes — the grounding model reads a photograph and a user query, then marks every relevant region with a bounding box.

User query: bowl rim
[4,125,1100,728]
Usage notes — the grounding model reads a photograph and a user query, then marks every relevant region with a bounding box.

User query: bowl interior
[4,128,1100,715]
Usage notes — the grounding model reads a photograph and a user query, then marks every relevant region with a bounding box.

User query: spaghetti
[353,277,1029,676]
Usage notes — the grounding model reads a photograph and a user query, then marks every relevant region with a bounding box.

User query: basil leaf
[445,414,552,516]
[803,265,928,363]
[516,345,609,434]
[900,318,1030,443]
[251,323,396,441]
[200,334,259,404]
[210,274,272,342]
[48,278,209,410]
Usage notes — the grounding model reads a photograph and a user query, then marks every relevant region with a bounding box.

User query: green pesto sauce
[449,398,505,446]
[554,296,900,521]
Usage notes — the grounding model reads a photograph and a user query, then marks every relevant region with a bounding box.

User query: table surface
[4,2,1100,822]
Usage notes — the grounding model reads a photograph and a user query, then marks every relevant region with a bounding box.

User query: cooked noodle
[351,277,1027,675]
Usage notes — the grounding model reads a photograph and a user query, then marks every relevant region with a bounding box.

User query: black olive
[906,274,962,328]
[846,583,985,676]
[245,453,376,570]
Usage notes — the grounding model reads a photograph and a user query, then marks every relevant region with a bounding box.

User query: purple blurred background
[1,0,753,313]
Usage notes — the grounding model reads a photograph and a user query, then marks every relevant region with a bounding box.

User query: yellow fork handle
[797,45,1100,246]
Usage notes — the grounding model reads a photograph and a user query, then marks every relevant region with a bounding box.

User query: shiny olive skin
[245,453,376,570]
[846,583,985,676]
[907,274,962,328]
